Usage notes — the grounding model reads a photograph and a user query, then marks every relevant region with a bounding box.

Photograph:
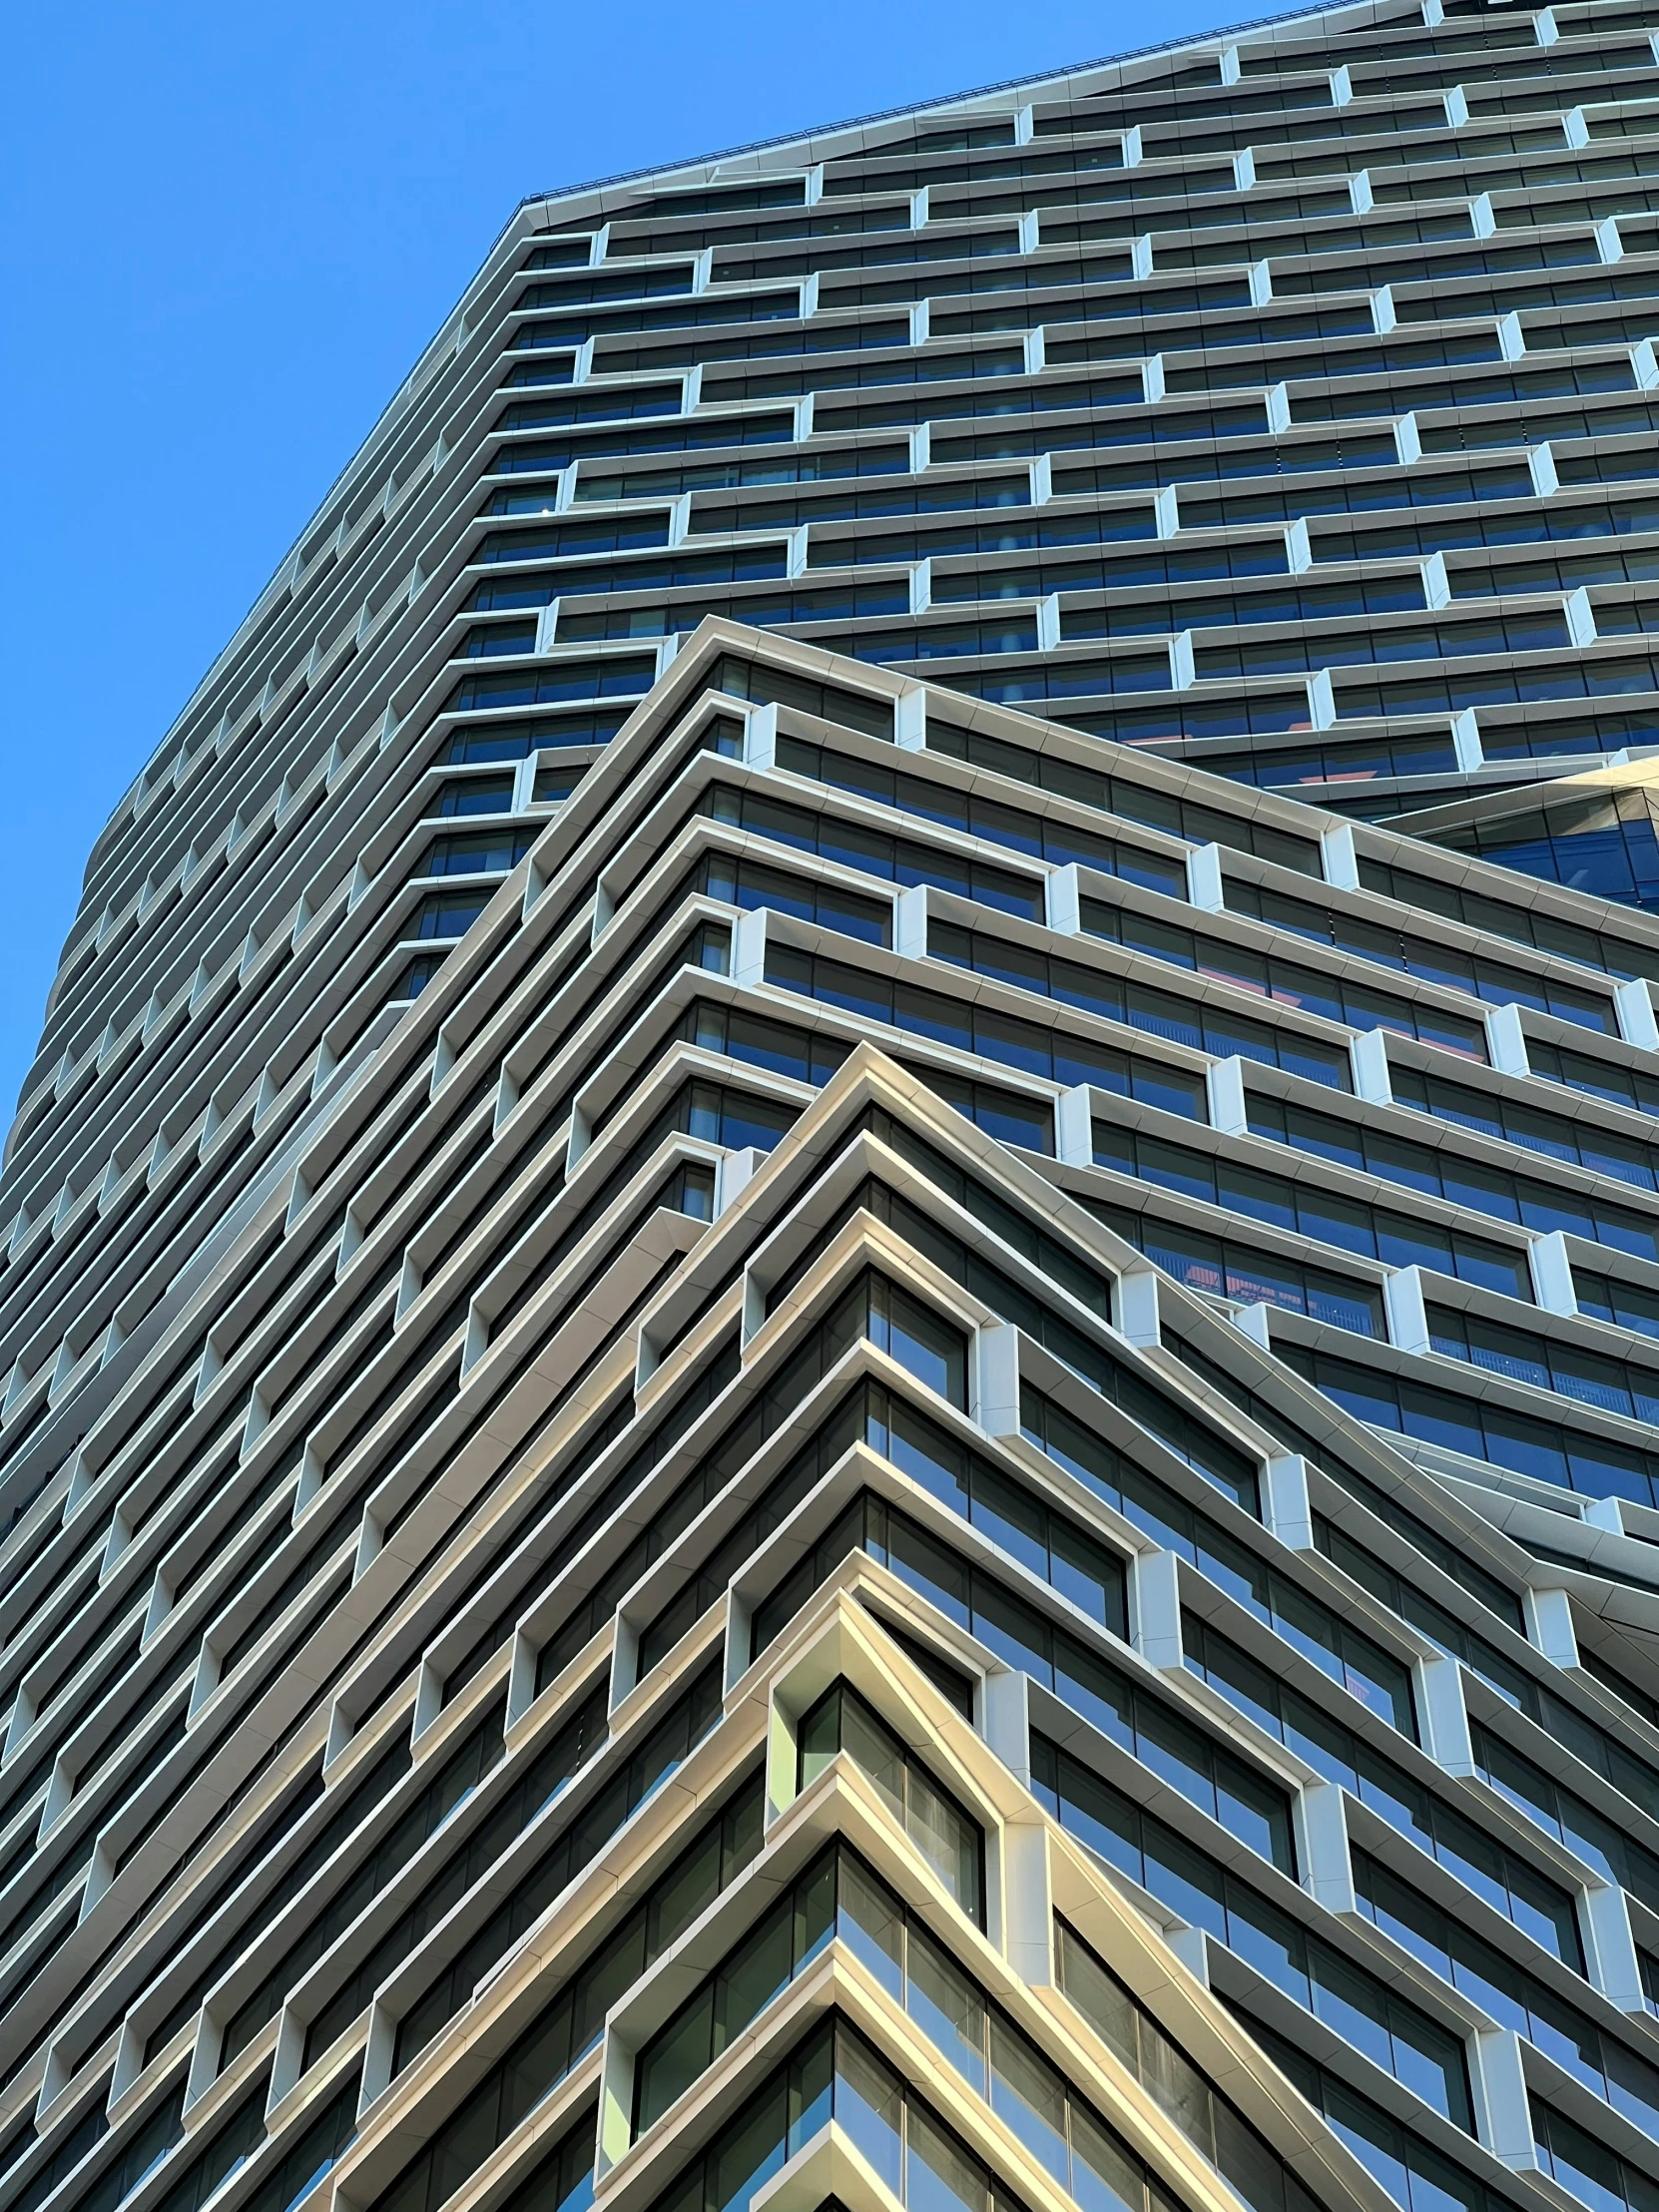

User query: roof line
[96,0,1390,847]
[513,0,1372,212]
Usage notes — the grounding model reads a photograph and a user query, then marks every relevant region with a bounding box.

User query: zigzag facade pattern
[18,11,1659,2212]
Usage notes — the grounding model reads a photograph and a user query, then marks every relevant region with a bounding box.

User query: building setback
[16,13,1659,2212]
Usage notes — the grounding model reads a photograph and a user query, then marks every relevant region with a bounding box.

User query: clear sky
[0,0,1242,1117]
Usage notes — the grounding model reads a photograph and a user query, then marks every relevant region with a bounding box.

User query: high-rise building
[15,13,1659,2212]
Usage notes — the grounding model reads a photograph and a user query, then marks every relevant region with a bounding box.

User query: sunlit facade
[8,15,1659,2212]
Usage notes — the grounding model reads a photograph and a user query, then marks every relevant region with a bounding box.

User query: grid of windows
[27,17,1659,2212]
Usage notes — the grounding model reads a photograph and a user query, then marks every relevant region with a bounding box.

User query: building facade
[13,13,1659,2212]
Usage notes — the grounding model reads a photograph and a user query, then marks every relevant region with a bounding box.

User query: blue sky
[0,0,1240,1115]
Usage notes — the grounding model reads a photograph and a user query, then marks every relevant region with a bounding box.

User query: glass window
[653,1368,1133,1684]
[635,1852,834,2133]
[374,1763,762,2212]
[645,1870,1209,2212]
[769,944,1205,1124]
[1241,2011,1524,2212]
[1093,1118,1533,1298]
[799,1681,983,1921]
[1280,1342,1659,1512]
[1056,1919,1325,2212]
[1034,1742,1467,2121]
[390,1670,728,2077]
